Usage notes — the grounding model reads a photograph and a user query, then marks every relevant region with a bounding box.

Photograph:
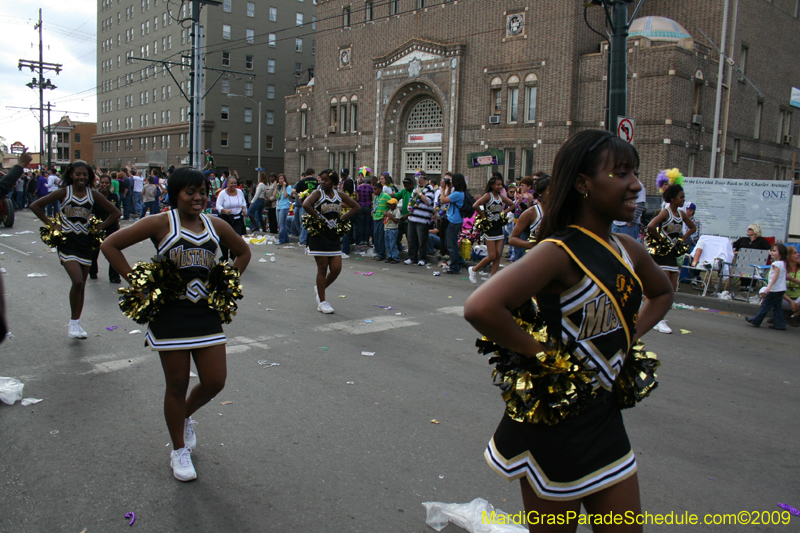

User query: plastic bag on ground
[0,377,24,405]
[422,498,527,533]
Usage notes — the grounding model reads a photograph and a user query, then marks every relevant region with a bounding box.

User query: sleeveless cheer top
[661,207,683,244]
[485,193,504,222]
[528,203,544,236]
[60,185,94,235]
[314,190,342,222]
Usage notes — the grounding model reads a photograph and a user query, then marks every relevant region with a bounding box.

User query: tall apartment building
[284,0,800,191]
[94,0,317,177]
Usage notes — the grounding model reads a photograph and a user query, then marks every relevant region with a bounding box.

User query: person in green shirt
[372,181,392,261]
[394,177,414,249]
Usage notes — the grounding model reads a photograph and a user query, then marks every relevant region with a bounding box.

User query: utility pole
[18,9,61,169]
[189,0,221,168]
[709,0,731,180]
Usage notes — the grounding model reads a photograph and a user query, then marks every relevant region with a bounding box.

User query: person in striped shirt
[404,171,436,266]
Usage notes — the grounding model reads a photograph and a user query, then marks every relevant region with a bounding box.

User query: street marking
[313,315,420,334]
[0,242,32,256]
[435,306,464,316]
[84,354,153,374]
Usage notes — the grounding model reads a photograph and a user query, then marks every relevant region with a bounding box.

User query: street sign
[617,116,634,144]
[10,142,25,154]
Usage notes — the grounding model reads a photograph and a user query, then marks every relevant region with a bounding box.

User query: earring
[583,190,589,199]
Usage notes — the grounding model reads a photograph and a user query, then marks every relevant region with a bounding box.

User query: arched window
[524,73,538,123]
[350,95,358,132]
[507,76,520,124]
[329,97,337,130]
[407,99,443,131]
[339,96,348,133]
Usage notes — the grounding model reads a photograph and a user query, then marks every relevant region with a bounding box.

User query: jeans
[220,216,245,262]
[132,191,143,218]
[14,190,25,209]
[122,194,132,219]
[751,291,786,328]
[294,204,308,244]
[341,223,355,254]
[46,199,60,217]
[385,228,400,260]
[428,233,441,254]
[277,208,290,243]
[407,220,430,263]
[510,227,530,261]
[142,200,160,217]
[248,198,265,231]
[612,223,639,240]
[355,208,372,244]
[372,221,386,259]
[446,222,464,272]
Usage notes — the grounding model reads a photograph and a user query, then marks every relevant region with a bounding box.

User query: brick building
[49,117,96,171]
[285,0,800,192]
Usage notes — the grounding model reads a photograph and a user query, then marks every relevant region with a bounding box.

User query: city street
[0,209,798,532]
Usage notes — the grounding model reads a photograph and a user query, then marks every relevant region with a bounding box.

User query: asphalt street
[0,209,797,533]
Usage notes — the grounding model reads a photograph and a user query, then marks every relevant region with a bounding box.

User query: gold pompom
[39,215,66,248]
[614,341,660,409]
[87,216,105,250]
[474,216,497,234]
[118,257,185,324]
[301,214,328,237]
[334,219,352,237]
[206,262,244,324]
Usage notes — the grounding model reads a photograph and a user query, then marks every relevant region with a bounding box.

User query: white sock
[70,319,80,326]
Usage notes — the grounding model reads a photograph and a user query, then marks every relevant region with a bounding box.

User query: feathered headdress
[656,168,684,190]
[358,166,372,177]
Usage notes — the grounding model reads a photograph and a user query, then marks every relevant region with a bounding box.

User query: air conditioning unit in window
[328,125,337,133]
[691,114,702,125]
[489,115,501,124]
[783,134,793,145]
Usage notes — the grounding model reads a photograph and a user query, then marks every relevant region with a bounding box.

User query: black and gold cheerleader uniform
[307,190,342,256]
[485,226,642,501]
[525,203,544,249]
[651,207,683,273]
[144,209,226,351]
[482,193,505,241]
[58,186,95,266]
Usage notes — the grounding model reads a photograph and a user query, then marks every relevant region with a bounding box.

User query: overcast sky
[0,1,97,153]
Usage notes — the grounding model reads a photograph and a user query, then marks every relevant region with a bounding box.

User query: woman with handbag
[216,175,247,262]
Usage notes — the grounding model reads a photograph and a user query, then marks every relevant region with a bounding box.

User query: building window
[366,2,373,21]
[269,7,277,21]
[312,40,316,55]
[244,108,253,123]
[329,152,335,168]
[267,85,275,99]
[340,104,349,133]
[300,110,308,137]
[350,103,358,132]
[312,16,317,29]
[222,24,231,40]
[269,33,276,47]
[343,7,350,28]
[330,98,338,130]
[391,0,398,15]
[407,99,443,130]
[521,149,534,177]
[244,134,252,149]
[221,132,229,147]
[247,2,254,17]
[507,76,520,124]
[739,45,748,83]
[75,150,81,160]
[223,0,231,12]
[504,149,517,182]
[417,0,425,9]
[693,81,703,117]
[246,29,254,44]
[754,101,763,139]
[221,105,229,120]
[245,81,253,96]
[246,55,254,70]
[295,38,303,52]
[268,59,276,73]
[732,138,740,163]
[687,152,696,177]
[74,133,81,143]
[778,109,792,143]
[525,87,537,123]
[266,110,275,125]
[296,12,303,26]
[222,51,230,66]
[266,136,274,150]
[490,77,502,116]
[302,154,308,172]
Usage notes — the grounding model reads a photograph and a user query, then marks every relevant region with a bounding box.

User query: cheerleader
[646,184,695,334]
[301,169,360,314]
[30,161,121,339]
[465,130,673,532]
[101,167,251,481]
[468,176,515,283]
[508,175,551,253]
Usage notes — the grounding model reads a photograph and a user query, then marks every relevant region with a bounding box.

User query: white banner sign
[792,87,800,109]
[682,178,793,241]
[407,133,442,144]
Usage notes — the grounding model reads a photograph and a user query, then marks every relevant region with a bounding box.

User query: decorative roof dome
[629,16,692,42]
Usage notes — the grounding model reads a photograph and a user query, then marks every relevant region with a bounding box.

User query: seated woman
[732,223,771,254]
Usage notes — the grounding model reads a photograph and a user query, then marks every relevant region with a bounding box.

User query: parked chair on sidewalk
[678,235,733,297]
[719,248,770,301]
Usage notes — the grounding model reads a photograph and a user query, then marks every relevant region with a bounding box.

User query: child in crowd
[384,198,401,264]
[746,243,789,330]
[371,181,392,261]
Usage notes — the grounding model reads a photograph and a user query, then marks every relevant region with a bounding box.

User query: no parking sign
[617,117,634,144]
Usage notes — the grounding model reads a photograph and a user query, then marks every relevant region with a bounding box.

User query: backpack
[458,191,475,219]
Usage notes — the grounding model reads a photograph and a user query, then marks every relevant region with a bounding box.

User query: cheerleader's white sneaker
[314,286,320,305]
[468,267,477,284]
[183,417,197,450]
[68,322,88,339]
[318,301,334,314]
[170,447,197,481]
[653,320,672,334]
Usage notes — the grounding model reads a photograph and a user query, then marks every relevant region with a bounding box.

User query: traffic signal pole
[607,1,632,131]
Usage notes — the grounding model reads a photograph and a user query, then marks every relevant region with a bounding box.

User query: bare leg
[666,271,678,291]
[62,261,89,319]
[315,256,330,302]
[582,473,642,533]
[473,244,495,273]
[520,478,582,533]
[489,239,505,277]
[159,350,192,449]
[185,344,227,417]
[325,255,342,289]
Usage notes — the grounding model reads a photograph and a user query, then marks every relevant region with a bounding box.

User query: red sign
[616,117,634,144]
[10,142,25,154]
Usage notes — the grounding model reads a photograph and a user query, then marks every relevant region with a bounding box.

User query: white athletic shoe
[314,286,320,305]
[468,266,477,284]
[68,323,88,339]
[341,253,350,259]
[318,301,334,314]
[652,320,672,334]
[418,260,428,266]
[184,417,197,450]
[404,259,414,265]
[170,447,197,481]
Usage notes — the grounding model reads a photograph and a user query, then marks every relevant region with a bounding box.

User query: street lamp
[227,93,262,172]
